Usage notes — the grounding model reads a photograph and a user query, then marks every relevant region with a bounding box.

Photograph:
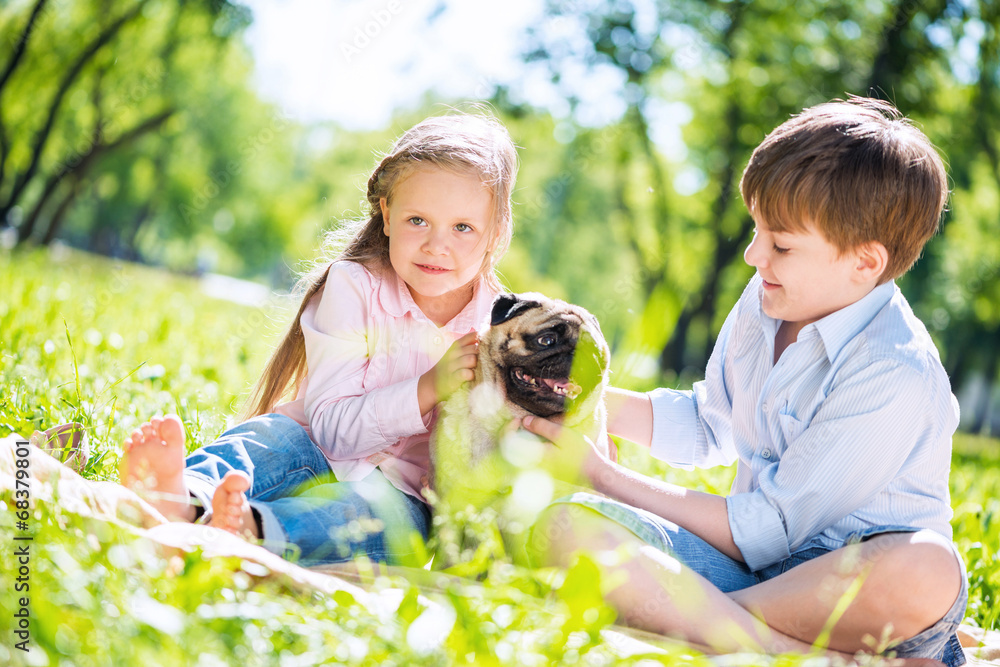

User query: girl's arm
[300,263,431,459]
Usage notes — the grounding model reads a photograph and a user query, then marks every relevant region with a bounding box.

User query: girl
[120,113,519,566]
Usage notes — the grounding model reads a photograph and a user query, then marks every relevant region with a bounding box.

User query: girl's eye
[454,223,473,233]
[773,244,789,254]
[409,217,426,226]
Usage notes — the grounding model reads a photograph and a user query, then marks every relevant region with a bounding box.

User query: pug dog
[430,292,612,522]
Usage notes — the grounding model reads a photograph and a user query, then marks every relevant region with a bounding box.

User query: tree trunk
[1,1,146,226]
[659,308,693,373]
[657,99,748,373]
[0,0,51,191]
[627,103,671,266]
[0,0,50,96]
[122,201,154,260]
[39,176,82,245]
[969,328,1000,435]
[654,1,747,374]
[16,107,173,245]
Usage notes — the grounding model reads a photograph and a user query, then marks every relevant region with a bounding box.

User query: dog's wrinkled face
[480,293,609,419]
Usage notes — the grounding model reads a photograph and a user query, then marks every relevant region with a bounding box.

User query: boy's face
[743,220,878,329]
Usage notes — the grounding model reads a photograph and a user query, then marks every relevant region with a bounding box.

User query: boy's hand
[418,332,478,414]
[521,415,609,486]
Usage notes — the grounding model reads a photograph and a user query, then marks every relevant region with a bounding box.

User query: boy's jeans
[183,413,430,566]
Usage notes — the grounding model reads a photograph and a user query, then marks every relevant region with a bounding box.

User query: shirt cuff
[648,387,698,466]
[727,491,791,572]
[374,376,427,442]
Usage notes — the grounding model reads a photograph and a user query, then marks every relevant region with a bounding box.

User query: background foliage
[5,0,1000,432]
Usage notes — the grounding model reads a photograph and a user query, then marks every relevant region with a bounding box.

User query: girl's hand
[418,332,479,414]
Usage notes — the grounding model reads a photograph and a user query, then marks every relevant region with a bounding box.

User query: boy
[523,97,967,666]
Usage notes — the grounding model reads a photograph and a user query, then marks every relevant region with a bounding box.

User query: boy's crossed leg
[529,503,961,663]
[529,503,817,654]
[729,530,962,655]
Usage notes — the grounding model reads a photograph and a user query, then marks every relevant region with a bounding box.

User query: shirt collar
[376,269,496,333]
[448,276,497,333]
[811,280,896,361]
[754,274,897,362]
[375,266,419,319]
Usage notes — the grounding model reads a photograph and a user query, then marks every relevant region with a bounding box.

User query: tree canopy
[4,0,1000,431]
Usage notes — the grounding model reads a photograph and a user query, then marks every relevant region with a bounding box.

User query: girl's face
[381,165,495,319]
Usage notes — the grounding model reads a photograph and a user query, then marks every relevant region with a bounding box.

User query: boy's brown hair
[740,97,948,283]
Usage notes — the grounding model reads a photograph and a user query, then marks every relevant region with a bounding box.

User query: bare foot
[120,415,197,522]
[210,470,258,539]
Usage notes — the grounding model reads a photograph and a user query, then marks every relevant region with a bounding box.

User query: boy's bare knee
[868,531,962,637]
[527,503,637,569]
[528,505,564,566]
[528,504,590,567]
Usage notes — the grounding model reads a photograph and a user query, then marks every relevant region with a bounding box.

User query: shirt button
[762,449,772,458]
[762,401,770,412]
[433,336,443,346]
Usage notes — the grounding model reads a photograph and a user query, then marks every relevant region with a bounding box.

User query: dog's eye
[537,333,557,347]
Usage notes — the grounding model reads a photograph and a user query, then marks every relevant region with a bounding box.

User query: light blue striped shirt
[650,273,959,572]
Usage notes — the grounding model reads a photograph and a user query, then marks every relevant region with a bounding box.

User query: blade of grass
[63,318,82,406]
[811,565,871,653]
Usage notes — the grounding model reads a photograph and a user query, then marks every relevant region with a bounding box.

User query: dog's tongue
[541,378,564,390]
[542,378,583,399]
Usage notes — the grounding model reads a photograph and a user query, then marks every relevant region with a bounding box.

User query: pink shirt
[274,260,497,500]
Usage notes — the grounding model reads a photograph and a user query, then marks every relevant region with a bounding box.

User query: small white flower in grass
[83,328,102,346]
[491,604,514,629]
[510,470,554,515]
[137,364,165,381]
[130,589,184,635]
[369,588,405,624]
[406,598,457,655]
[0,226,16,250]
[106,544,135,568]
[495,641,514,662]
[341,635,369,662]
[195,653,230,667]
[240,560,270,577]
[500,429,545,468]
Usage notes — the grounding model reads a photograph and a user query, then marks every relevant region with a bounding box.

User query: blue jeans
[553,493,967,666]
[183,414,431,566]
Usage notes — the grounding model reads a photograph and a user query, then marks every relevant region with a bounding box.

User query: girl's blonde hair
[240,112,519,421]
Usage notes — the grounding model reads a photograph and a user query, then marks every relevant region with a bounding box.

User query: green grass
[1,248,998,665]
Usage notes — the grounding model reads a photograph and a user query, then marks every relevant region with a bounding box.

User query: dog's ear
[584,311,605,339]
[491,293,541,326]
